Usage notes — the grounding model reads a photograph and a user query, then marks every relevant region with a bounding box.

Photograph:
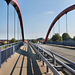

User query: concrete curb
[45,44,75,50]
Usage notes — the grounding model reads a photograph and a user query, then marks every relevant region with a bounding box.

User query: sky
[0,0,75,40]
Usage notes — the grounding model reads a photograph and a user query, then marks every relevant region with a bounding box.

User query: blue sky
[0,0,75,40]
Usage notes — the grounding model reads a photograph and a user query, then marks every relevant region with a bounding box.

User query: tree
[47,38,52,42]
[36,37,44,41]
[73,36,75,41]
[62,33,71,41]
[47,38,50,42]
[15,40,19,42]
[9,38,16,43]
[31,40,37,43]
[51,33,62,42]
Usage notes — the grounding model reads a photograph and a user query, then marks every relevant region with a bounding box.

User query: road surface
[39,44,75,62]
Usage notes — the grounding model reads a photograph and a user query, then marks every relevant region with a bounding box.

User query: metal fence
[29,42,75,75]
[0,42,24,68]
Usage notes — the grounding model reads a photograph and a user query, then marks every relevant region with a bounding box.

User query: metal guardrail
[37,44,75,66]
[29,42,75,75]
[0,42,24,68]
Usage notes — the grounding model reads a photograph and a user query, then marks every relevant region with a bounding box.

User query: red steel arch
[5,0,24,42]
[10,0,24,42]
[45,4,75,42]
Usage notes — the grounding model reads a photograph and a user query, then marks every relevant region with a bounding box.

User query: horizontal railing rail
[0,42,24,68]
[36,44,75,66]
[29,42,75,75]
[29,42,60,75]
[0,42,20,48]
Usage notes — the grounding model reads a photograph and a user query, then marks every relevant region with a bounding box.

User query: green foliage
[31,40,38,43]
[15,40,19,42]
[36,37,44,41]
[62,33,71,41]
[73,36,75,41]
[1,46,6,50]
[9,38,16,43]
[47,38,52,42]
[51,33,62,42]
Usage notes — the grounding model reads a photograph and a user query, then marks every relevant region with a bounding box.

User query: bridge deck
[0,44,52,75]
[39,44,75,62]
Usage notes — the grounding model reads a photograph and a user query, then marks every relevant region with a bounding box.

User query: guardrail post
[37,54,39,59]
[46,66,49,73]
[13,45,15,54]
[6,46,7,62]
[40,57,41,61]
[45,65,51,74]
[42,52,44,66]
[0,47,1,68]
[10,47,11,58]
[37,46,40,60]
[18,43,19,49]
[38,46,39,51]
[16,44,17,50]
[16,44,18,50]
[43,51,44,56]
[17,44,18,50]
[42,61,44,66]
[53,54,56,66]
[39,56,41,62]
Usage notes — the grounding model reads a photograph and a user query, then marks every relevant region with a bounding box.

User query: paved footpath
[0,44,53,75]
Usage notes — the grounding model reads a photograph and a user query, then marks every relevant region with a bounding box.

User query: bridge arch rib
[10,0,24,42]
[45,4,75,42]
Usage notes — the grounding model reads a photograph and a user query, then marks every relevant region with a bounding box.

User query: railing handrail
[0,42,21,48]
[0,42,23,68]
[30,42,75,74]
[29,42,60,75]
[35,43,75,66]
[1,46,13,52]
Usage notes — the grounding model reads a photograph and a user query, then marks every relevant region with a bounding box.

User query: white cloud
[43,11,54,14]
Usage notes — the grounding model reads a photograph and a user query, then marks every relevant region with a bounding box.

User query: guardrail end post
[0,47,1,68]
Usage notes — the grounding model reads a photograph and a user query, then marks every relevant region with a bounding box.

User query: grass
[1,45,12,50]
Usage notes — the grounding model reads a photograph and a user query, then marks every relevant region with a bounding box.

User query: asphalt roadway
[38,44,75,62]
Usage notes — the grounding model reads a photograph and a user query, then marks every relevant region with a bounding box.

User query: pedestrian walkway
[0,44,52,75]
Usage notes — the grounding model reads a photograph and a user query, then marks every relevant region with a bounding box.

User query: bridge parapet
[29,42,75,75]
[0,42,24,68]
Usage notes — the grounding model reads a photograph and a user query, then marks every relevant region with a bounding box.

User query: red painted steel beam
[5,0,11,4]
[5,0,24,42]
[45,4,75,42]
[10,0,24,42]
